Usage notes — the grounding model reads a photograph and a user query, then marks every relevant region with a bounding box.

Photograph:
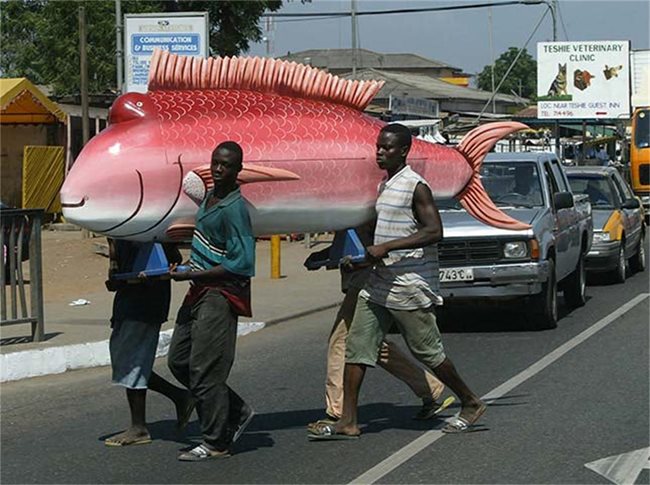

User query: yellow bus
[630,107,650,217]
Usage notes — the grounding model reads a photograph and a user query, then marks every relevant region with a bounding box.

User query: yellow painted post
[270,235,281,279]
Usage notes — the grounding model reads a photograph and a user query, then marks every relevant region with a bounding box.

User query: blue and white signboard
[124,12,209,93]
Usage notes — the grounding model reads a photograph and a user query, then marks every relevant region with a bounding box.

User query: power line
[477,7,550,121]
[262,1,546,18]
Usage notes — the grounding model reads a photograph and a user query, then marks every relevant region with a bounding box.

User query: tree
[477,47,537,100]
[0,0,282,96]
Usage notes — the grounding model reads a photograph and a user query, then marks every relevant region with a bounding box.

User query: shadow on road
[437,295,594,333]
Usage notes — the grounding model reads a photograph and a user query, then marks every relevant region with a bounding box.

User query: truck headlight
[593,231,611,243]
[503,241,528,258]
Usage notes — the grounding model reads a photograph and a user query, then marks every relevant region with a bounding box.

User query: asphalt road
[2,264,648,484]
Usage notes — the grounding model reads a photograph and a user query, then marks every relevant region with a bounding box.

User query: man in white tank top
[309,124,486,440]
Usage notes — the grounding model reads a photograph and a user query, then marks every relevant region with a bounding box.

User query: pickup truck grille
[439,239,501,266]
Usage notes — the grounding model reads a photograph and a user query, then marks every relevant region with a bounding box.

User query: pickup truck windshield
[567,174,616,209]
[437,161,544,210]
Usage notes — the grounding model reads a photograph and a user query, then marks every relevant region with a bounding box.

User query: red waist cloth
[183,280,252,317]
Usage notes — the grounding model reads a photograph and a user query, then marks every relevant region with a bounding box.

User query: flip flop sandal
[307,417,338,430]
[441,416,482,434]
[441,416,472,434]
[414,396,456,421]
[104,435,152,447]
[307,424,360,441]
[177,444,230,461]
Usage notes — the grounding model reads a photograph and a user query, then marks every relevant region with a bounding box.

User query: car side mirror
[554,192,575,210]
[622,198,641,209]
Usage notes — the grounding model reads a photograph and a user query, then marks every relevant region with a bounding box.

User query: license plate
[439,267,474,282]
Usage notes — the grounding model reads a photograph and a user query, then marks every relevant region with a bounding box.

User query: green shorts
[345,294,446,369]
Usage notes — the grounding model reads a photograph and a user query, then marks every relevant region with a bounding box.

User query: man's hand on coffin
[169,263,191,281]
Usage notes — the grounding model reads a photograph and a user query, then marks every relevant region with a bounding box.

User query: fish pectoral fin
[187,163,300,189]
[238,164,300,184]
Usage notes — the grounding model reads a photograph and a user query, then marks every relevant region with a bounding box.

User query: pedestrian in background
[104,238,195,447]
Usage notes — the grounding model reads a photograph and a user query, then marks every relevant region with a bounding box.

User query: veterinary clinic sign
[537,41,630,119]
[125,12,209,93]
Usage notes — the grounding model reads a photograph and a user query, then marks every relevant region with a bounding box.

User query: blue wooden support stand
[304,228,366,270]
[112,242,177,280]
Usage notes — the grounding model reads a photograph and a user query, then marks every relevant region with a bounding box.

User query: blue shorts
[109,319,162,389]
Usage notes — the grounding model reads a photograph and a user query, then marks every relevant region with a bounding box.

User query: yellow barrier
[271,235,281,279]
[22,145,64,213]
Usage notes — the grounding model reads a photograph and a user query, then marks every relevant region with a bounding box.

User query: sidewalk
[1,236,342,382]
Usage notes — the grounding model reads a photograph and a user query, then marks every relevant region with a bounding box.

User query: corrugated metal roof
[343,69,524,105]
[0,78,66,124]
[280,48,459,71]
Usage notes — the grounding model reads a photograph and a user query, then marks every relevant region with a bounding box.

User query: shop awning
[0,78,66,124]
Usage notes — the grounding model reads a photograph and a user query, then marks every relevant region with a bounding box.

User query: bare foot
[176,394,196,430]
[458,400,487,425]
[105,427,152,447]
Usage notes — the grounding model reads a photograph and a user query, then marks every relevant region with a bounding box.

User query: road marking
[349,293,649,485]
[585,447,650,484]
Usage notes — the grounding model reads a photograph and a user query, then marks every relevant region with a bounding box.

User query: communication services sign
[537,41,630,119]
[124,12,209,93]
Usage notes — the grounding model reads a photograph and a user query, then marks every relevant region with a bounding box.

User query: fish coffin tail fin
[455,121,531,230]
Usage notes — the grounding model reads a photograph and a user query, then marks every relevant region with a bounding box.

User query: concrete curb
[0,322,265,383]
[0,301,341,383]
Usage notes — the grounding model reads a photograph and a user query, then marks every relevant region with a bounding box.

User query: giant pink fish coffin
[60,49,530,242]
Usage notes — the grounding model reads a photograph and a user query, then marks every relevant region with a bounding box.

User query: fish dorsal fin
[148,49,384,111]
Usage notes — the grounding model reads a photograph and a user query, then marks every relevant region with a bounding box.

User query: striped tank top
[360,165,443,310]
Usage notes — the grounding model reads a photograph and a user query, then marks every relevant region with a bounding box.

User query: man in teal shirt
[168,141,255,461]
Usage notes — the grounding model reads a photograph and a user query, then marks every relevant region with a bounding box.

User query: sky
[248,0,650,75]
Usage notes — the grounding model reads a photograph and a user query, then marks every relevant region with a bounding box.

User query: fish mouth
[61,198,86,208]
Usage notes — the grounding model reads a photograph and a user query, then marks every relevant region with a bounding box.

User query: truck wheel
[610,243,627,284]
[564,253,586,308]
[532,259,558,330]
[630,232,646,273]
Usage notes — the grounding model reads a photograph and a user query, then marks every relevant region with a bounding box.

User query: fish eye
[108,93,156,124]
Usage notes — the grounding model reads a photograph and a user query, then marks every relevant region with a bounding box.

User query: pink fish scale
[149,88,471,206]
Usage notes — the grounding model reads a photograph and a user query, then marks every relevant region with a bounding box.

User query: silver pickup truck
[437,152,593,329]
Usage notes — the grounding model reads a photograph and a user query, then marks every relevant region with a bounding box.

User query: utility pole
[549,0,560,157]
[79,6,89,147]
[116,0,123,94]
[488,7,496,114]
[351,0,357,78]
